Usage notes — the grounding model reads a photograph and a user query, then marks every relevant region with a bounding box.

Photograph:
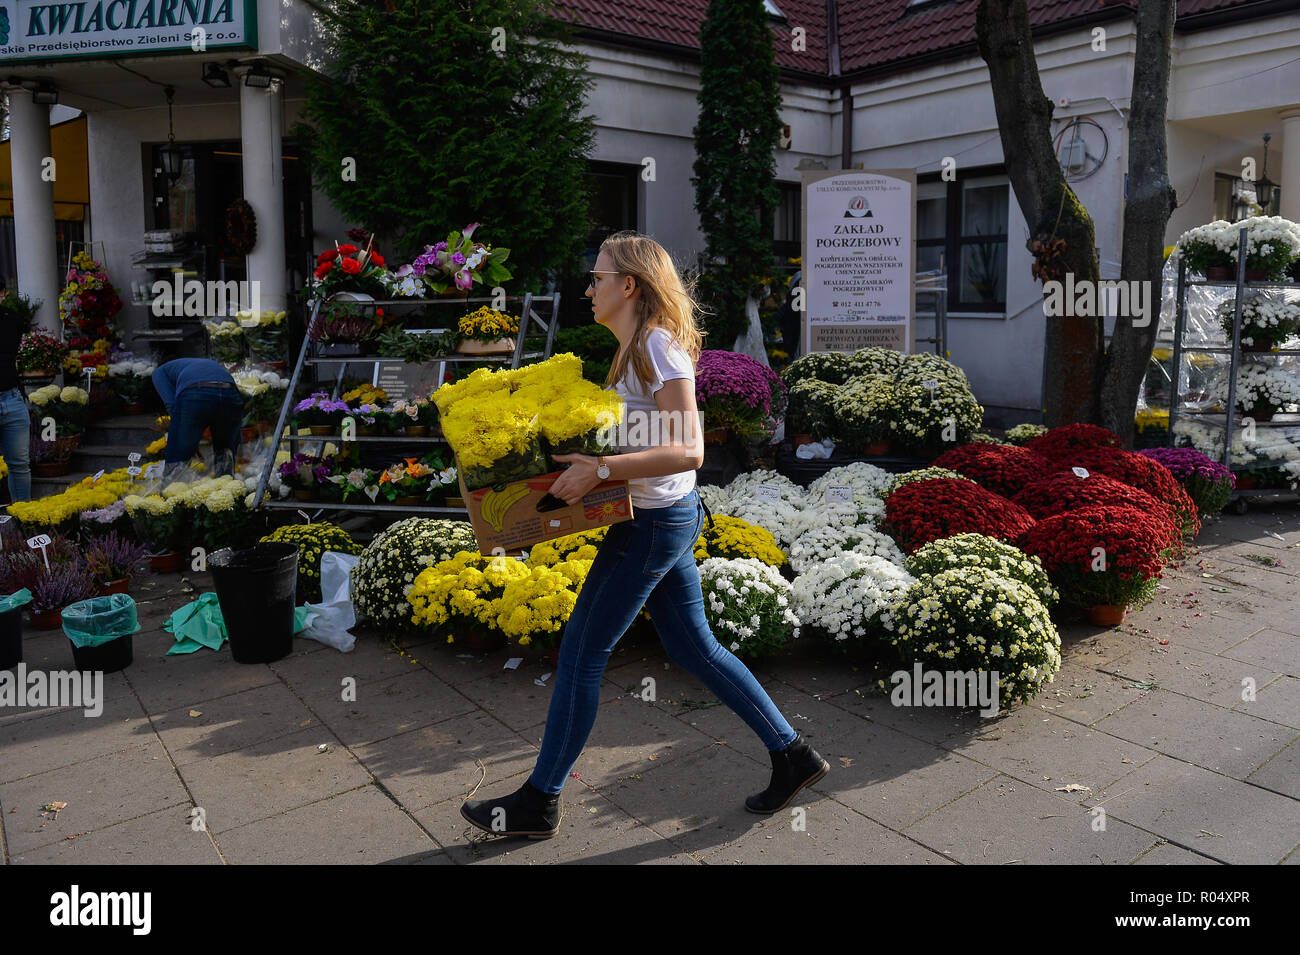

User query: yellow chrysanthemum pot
[455,336,517,356]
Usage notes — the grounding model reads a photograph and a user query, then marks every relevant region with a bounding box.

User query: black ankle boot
[745,732,829,814]
[461,779,563,839]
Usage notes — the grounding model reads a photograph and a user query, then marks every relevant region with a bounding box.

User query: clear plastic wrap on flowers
[458,433,547,492]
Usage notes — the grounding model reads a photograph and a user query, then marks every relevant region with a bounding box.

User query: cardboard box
[456,460,634,555]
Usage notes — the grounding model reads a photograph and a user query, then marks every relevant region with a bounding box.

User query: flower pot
[1236,474,1257,490]
[862,440,892,456]
[464,627,506,652]
[703,428,729,446]
[1245,269,1271,282]
[1242,341,1275,353]
[357,425,378,437]
[1248,407,1276,422]
[33,460,71,477]
[21,368,57,379]
[124,402,146,416]
[27,607,63,631]
[1205,266,1235,281]
[332,291,375,305]
[97,577,130,597]
[148,551,181,573]
[319,343,363,357]
[240,426,259,444]
[405,425,429,437]
[1087,604,1127,627]
[293,488,316,501]
[209,543,299,664]
[393,494,424,507]
[309,425,334,436]
[456,337,517,356]
[445,495,465,508]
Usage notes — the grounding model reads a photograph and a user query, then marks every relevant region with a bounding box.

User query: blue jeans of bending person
[165,385,244,476]
[528,488,798,795]
[0,387,31,502]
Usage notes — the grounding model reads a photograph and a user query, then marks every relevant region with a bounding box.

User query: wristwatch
[596,455,611,480]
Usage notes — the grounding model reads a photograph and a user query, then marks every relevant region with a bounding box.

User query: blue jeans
[0,387,31,502]
[166,386,244,476]
[529,488,798,795]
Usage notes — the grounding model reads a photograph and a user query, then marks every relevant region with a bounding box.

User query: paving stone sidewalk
[2,509,1298,865]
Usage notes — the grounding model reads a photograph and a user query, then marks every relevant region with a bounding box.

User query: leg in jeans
[0,388,32,502]
[209,394,244,476]
[165,391,209,467]
[645,539,797,753]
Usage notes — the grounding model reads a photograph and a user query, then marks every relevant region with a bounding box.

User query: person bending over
[152,358,245,478]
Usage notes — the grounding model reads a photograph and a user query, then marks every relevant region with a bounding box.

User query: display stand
[1168,226,1300,513]
[250,291,560,513]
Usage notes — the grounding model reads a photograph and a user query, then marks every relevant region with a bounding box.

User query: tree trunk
[976,0,1103,427]
[1100,0,1179,446]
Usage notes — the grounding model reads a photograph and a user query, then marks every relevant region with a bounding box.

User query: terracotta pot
[1245,269,1272,282]
[148,551,181,573]
[1248,407,1276,422]
[309,424,334,436]
[124,402,146,416]
[202,427,212,441]
[862,440,891,456]
[456,337,517,356]
[34,459,72,477]
[27,608,63,631]
[1205,266,1235,281]
[293,488,315,501]
[464,627,506,653]
[393,494,423,506]
[240,426,258,444]
[1236,474,1257,490]
[445,496,465,508]
[97,577,130,596]
[357,425,378,437]
[1087,604,1127,626]
[703,428,728,446]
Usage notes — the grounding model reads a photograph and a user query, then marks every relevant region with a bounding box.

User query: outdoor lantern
[31,81,58,105]
[161,86,184,184]
[1257,133,1281,217]
[243,63,273,88]
[202,63,231,89]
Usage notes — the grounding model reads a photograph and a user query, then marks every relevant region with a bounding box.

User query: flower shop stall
[1162,217,1300,511]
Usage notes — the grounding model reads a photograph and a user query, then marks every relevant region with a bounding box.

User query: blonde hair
[599,231,706,392]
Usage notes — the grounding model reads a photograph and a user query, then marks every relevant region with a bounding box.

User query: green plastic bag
[0,589,33,613]
[62,594,142,648]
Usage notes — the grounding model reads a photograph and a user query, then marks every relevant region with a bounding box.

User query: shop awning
[0,115,89,221]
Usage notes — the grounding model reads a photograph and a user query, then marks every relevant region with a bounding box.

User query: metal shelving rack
[1168,226,1300,513]
[251,290,560,513]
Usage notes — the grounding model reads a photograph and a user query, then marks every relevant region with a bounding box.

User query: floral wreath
[225,198,257,256]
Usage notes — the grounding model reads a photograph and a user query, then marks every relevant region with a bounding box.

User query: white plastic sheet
[300,551,361,652]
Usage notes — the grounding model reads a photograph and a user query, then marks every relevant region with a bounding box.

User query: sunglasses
[588,270,621,286]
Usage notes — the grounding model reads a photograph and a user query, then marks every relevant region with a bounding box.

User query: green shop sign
[0,0,256,62]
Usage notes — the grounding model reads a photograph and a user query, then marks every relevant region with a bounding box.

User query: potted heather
[28,559,97,631]
[309,302,383,356]
[85,532,149,595]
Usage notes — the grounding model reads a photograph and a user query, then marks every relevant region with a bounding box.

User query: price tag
[92,470,104,483]
[1072,467,1090,479]
[824,485,854,504]
[922,379,939,391]
[754,483,782,504]
[0,516,10,524]
[128,452,142,463]
[27,534,52,570]
[298,510,312,525]
[83,367,95,387]
[144,462,164,479]
[127,466,143,477]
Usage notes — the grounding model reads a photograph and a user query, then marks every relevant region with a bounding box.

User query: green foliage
[292,0,597,292]
[692,0,784,349]
[375,326,456,362]
[553,327,617,383]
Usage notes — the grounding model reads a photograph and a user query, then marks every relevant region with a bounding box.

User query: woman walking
[0,281,33,504]
[461,232,827,839]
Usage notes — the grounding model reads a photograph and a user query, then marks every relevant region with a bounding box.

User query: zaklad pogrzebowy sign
[0,0,256,63]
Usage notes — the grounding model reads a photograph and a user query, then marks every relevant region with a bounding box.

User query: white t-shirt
[612,326,698,509]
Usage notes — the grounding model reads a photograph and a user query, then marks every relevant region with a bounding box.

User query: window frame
[917,166,1010,316]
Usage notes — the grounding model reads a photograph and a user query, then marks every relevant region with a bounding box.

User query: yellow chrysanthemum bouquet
[434,353,624,491]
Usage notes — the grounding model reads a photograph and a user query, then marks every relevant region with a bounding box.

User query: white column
[237,72,287,312]
[1279,109,1300,223]
[7,88,62,334]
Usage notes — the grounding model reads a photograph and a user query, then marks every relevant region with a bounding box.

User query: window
[774,181,801,259]
[916,169,1009,314]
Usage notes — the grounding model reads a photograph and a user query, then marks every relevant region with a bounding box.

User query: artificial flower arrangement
[106,359,157,404]
[367,451,456,505]
[16,331,68,374]
[458,306,520,343]
[932,443,1053,499]
[695,349,788,440]
[261,522,363,603]
[237,309,289,363]
[59,250,123,346]
[278,452,328,495]
[309,240,389,301]
[883,478,1036,555]
[434,353,624,490]
[349,517,480,628]
[292,393,353,431]
[788,551,915,651]
[1138,447,1236,516]
[1019,504,1171,614]
[1024,422,1125,462]
[903,533,1058,608]
[1004,423,1048,446]
[880,566,1062,711]
[692,514,787,570]
[28,384,90,436]
[1218,296,1300,349]
[205,321,245,363]
[697,557,801,659]
[1171,215,1300,279]
[1209,360,1300,417]
[391,223,513,295]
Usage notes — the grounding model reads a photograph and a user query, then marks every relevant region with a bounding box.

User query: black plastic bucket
[71,634,134,673]
[210,542,299,664]
[0,606,21,670]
